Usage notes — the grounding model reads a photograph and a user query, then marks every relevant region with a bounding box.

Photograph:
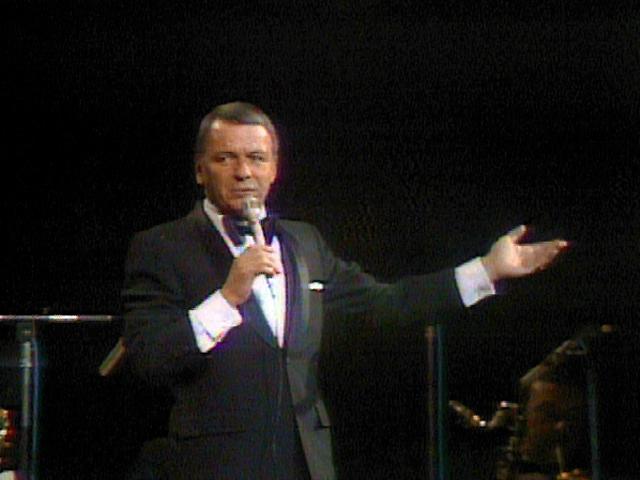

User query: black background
[3,1,640,478]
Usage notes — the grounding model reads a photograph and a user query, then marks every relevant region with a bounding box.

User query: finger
[256,266,276,276]
[249,245,274,254]
[261,262,280,276]
[539,239,570,255]
[525,241,567,271]
[274,258,284,274]
[256,257,282,276]
[507,224,528,243]
[255,249,281,268]
[241,246,273,261]
[261,249,282,272]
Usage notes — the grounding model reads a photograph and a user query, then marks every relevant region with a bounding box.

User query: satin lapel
[277,221,310,350]
[187,202,234,285]
[188,202,278,348]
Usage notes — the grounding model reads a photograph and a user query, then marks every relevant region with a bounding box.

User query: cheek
[200,170,227,195]
[204,167,224,184]
[266,165,278,185]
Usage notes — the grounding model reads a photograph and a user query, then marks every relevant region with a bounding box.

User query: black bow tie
[222,215,276,246]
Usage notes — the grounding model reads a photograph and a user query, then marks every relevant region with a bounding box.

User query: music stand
[0,315,115,480]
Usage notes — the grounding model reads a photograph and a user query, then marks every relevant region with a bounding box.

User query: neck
[204,198,267,220]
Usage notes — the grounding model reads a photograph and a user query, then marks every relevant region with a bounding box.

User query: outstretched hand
[481,225,570,283]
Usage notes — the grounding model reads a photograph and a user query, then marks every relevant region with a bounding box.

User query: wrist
[221,286,242,307]
[480,255,499,284]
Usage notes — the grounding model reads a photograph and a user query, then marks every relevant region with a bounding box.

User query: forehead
[206,119,273,152]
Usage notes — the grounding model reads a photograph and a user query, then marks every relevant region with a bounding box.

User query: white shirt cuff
[455,257,496,307]
[188,290,242,352]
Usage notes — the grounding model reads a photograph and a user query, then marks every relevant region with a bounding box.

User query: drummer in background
[518,361,590,479]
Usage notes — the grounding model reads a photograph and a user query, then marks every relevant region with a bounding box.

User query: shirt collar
[203,198,267,221]
[202,198,268,251]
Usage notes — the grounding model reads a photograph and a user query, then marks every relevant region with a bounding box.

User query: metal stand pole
[16,321,34,480]
[426,325,448,480]
[585,361,600,480]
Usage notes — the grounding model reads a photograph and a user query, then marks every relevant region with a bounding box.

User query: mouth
[231,188,258,198]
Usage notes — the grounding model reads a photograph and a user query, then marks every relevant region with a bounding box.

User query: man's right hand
[221,245,282,307]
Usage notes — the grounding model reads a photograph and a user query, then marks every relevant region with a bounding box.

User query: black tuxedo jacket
[123,202,464,479]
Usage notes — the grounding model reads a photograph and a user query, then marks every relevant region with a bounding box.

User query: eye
[249,154,267,163]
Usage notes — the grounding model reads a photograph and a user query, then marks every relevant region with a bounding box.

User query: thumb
[506,224,528,243]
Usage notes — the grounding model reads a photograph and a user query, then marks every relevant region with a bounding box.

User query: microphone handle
[250,220,266,246]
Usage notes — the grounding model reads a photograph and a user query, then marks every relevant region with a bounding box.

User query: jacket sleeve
[311,226,465,326]
[122,230,204,386]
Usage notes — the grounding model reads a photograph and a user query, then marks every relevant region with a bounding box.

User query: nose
[233,157,252,180]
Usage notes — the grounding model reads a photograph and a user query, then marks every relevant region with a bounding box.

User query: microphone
[241,195,279,345]
[241,196,265,246]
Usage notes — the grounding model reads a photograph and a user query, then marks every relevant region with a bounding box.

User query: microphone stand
[425,325,448,480]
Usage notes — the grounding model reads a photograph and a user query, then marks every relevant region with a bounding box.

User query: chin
[226,202,246,216]
[219,206,241,216]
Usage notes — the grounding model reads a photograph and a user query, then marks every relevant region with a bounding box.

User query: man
[123,101,568,479]
[518,361,590,479]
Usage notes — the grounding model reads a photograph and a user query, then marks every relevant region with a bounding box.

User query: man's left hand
[481,225,570,283]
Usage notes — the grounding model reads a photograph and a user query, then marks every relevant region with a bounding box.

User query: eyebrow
[212,149,270,156]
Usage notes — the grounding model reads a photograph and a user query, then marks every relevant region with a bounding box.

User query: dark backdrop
[3,1,639,478]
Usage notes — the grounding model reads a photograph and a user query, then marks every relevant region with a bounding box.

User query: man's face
[196,119,277,215]
[521,380,586,466]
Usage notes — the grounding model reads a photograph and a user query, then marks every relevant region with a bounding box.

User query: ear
[195,158,204,186]
[268,154,278,185]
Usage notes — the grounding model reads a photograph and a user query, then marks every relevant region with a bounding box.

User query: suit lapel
[188,203,234,286]
[277,221,310,351]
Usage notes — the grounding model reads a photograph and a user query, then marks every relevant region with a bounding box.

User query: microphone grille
[241,196,261,222]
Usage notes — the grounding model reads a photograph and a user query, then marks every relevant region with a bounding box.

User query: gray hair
[194,101,279,161]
